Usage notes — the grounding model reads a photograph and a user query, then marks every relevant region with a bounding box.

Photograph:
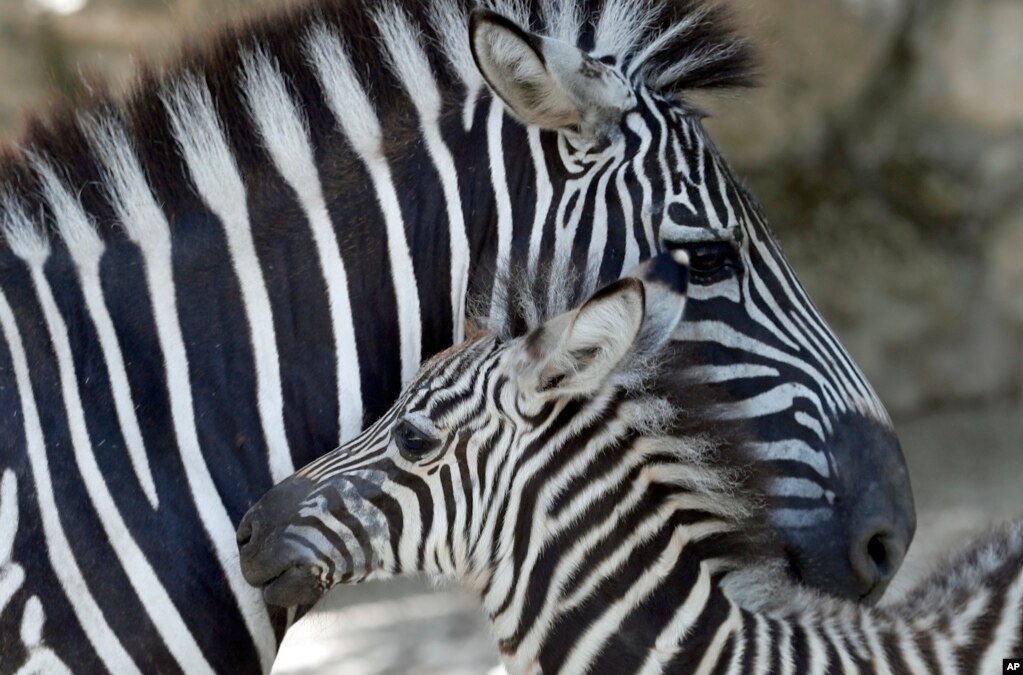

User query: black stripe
[377,459,434,570]
[439,464,457,569]
[661,585,732,672]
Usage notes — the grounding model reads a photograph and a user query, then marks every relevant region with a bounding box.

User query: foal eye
[393,419,439,461]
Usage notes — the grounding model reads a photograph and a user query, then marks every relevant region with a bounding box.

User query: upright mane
[0,0,755,252]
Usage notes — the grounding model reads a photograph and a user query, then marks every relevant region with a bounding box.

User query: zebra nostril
[867,533,891,576]
[850,525,906,602]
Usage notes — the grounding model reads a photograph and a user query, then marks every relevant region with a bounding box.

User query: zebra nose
[777,414,915,601]
[837,418,915,602]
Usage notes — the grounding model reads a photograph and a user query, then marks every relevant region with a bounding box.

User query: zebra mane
[0,0,755,250]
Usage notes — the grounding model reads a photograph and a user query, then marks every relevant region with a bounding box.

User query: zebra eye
[679,242,739,279]
[393,419,439,461]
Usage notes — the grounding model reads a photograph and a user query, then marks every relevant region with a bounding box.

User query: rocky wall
[699,0,1023,415]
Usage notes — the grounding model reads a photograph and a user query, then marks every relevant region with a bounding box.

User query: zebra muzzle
[237,476,333,607]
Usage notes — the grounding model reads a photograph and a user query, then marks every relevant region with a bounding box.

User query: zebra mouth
[260,564,326,608]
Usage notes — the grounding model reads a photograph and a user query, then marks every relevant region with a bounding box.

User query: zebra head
[464,6,913,601]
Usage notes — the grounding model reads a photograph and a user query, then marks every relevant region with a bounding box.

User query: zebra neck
[485,533,739,674]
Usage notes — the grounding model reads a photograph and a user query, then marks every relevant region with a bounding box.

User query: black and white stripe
[241,254,1023,675]
[0,0,909,671]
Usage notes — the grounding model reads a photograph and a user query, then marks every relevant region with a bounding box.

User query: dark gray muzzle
[237,476,328,607]
[779,413,915,602]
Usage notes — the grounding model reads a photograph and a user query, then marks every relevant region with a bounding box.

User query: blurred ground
[0,0,1020,672]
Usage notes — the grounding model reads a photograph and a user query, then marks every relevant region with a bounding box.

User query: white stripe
[582,151,620,292]
[306,25,422,385]
[771,507,833,529]
[84,119,277,671]
[858,613,893,675]
[629,93,660,252]
[749,439,829,479]
[771,477,826,500]
[741,261,802,353]
[821,618,859,674]
[894,620,929,675]
[727,620,747,673]
[551,138,600,285]
[686,320,841,424]
[31,157,160,509]
[428,1,480,90]
[743,209,879,417]
[0,470,24,616]
[794,411,825,442]
[712,382,826,435]
[801,621,828,675]
[526,125,554,278]
[162,74,294,483]
[777,620,795,675]
[239,49,364,444]
[615,160,641,273]
[486,97,514,330]
[374,5,470,344]
[685,363,780,384]
[752,615,772,675]
[0,277,140,675]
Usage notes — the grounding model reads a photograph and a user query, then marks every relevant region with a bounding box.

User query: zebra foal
[241,252,1023,674]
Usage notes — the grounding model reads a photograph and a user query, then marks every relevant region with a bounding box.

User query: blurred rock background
[0,0,1020,672]
[699,0,1023,416]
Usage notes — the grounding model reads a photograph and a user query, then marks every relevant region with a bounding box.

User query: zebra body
[0,0,910,671]
[241,252,1023,675]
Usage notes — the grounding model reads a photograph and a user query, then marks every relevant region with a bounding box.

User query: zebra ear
[525,278,646,398]
[627,250,690,352]
[469,9,634,139]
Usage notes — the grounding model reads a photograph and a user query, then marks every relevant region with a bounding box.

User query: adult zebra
[240,252,1023,675]
[0,0,911,672]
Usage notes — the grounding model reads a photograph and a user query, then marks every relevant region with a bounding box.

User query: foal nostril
[236,511,260,557]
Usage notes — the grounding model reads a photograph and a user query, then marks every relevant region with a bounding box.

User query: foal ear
[526,278,646,398]
[469,9,634,140]
[627,250,690,352]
